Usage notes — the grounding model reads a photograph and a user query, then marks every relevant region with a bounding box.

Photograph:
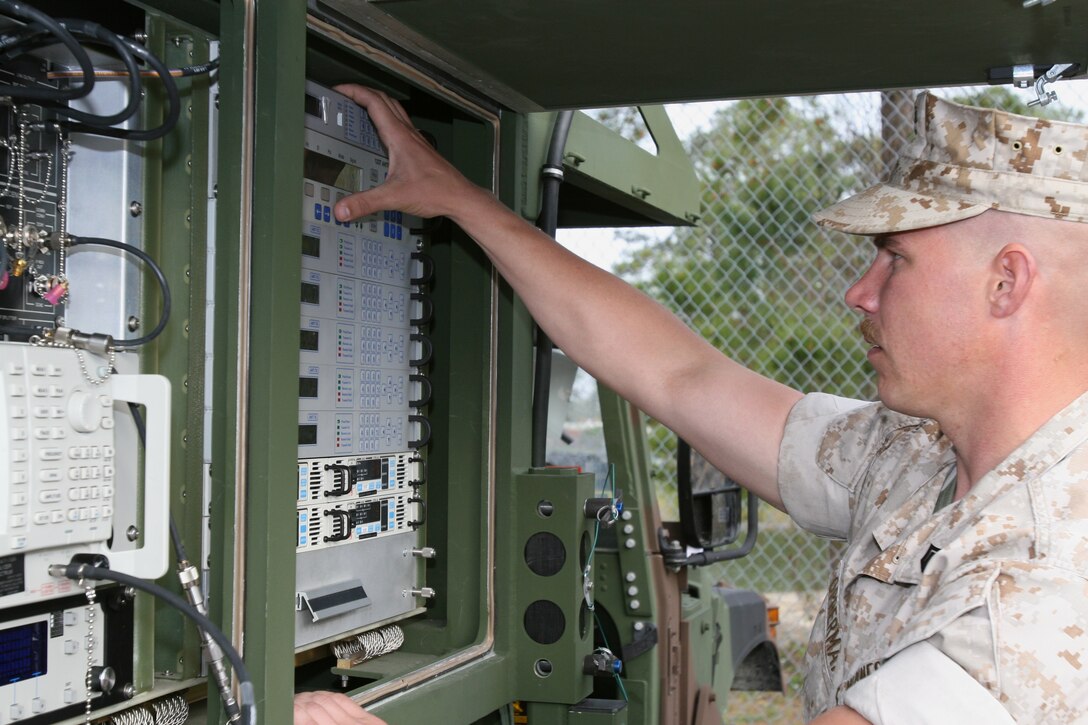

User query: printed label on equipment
[0,554,25,597]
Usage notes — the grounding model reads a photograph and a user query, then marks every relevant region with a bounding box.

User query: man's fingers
[333,84,412,131]
[293,691,383,725]
[334,187,384,223]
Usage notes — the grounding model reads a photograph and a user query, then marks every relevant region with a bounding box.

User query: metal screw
[127,316,140,331]
[129,201,142,217]
[121,683,135,699]
[126,525,140,542]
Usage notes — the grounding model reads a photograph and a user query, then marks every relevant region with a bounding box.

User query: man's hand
[293,691,388,725]
[331,84,489,224]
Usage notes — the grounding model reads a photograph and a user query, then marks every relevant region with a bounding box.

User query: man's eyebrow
[873,235,902,251]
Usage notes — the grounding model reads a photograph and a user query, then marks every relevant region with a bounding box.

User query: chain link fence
[560,79,1088,722]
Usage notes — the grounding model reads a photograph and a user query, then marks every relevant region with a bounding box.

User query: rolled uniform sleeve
[777,393,875,539]
[843,641,1015,725]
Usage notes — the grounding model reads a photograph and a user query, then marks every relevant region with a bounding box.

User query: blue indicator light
[313,203,322,220]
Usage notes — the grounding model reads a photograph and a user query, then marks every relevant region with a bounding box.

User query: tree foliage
[616,96,878,399]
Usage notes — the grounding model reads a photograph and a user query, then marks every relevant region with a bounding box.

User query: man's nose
[844,262,880,313]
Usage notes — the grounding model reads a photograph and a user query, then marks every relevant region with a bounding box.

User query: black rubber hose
[0,0,94,101]
[530,110,575,468]
[68,236,170,348]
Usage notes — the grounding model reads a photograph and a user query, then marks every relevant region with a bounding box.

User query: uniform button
[39,469,60,483]
[50,511,64,523]
[31,385,48,396]
[11,536,26,549]
[33,512,49,525]
[10,406,25,418]
[11,428,26,440]
[29,364,46,375]
[9,383,25,396]
[64,640,78,654]
[12,450,26,462]
[33,406,49,418]
[10,514,26,527]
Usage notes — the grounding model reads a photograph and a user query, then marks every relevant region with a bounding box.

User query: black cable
[0,0,94,102]
[531,110,575,468]
[57,34,180,141]
[68,236,170,348]
[176,58,218,77]
[32,19,142,128]
[51,562,256,725]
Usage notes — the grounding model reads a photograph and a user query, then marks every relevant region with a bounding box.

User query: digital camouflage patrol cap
[813,91,1088,235]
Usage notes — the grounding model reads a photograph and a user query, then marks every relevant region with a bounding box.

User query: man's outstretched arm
[332,85,802,509]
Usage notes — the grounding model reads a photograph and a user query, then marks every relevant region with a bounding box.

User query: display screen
[300,329,319,351]
[351,500,381,526]
[304,94,323,119]
[353,458,381,481]
[304,149,362,192]
[299,377,318,398]
[301,282,320,305]
[302,234,320,258]
[0,621,47,684]
[298,424,318,446]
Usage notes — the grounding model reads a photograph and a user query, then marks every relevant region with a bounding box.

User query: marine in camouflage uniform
[322,85,1088,725]
[780,93,1088,722]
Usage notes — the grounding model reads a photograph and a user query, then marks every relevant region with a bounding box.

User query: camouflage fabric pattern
[777,391,1088,722]
[813,92,1088,234]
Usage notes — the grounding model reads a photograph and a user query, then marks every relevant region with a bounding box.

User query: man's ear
[989,244,1035,318]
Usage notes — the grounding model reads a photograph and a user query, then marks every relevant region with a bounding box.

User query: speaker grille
[524,600,566,644]
[524,531,566,577]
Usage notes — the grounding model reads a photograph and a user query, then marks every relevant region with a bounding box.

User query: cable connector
[177,561,242,723]
[584,648,623,677]
[52,326,115,356]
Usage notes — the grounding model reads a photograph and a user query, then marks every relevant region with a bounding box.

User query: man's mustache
[860,318,880,347]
